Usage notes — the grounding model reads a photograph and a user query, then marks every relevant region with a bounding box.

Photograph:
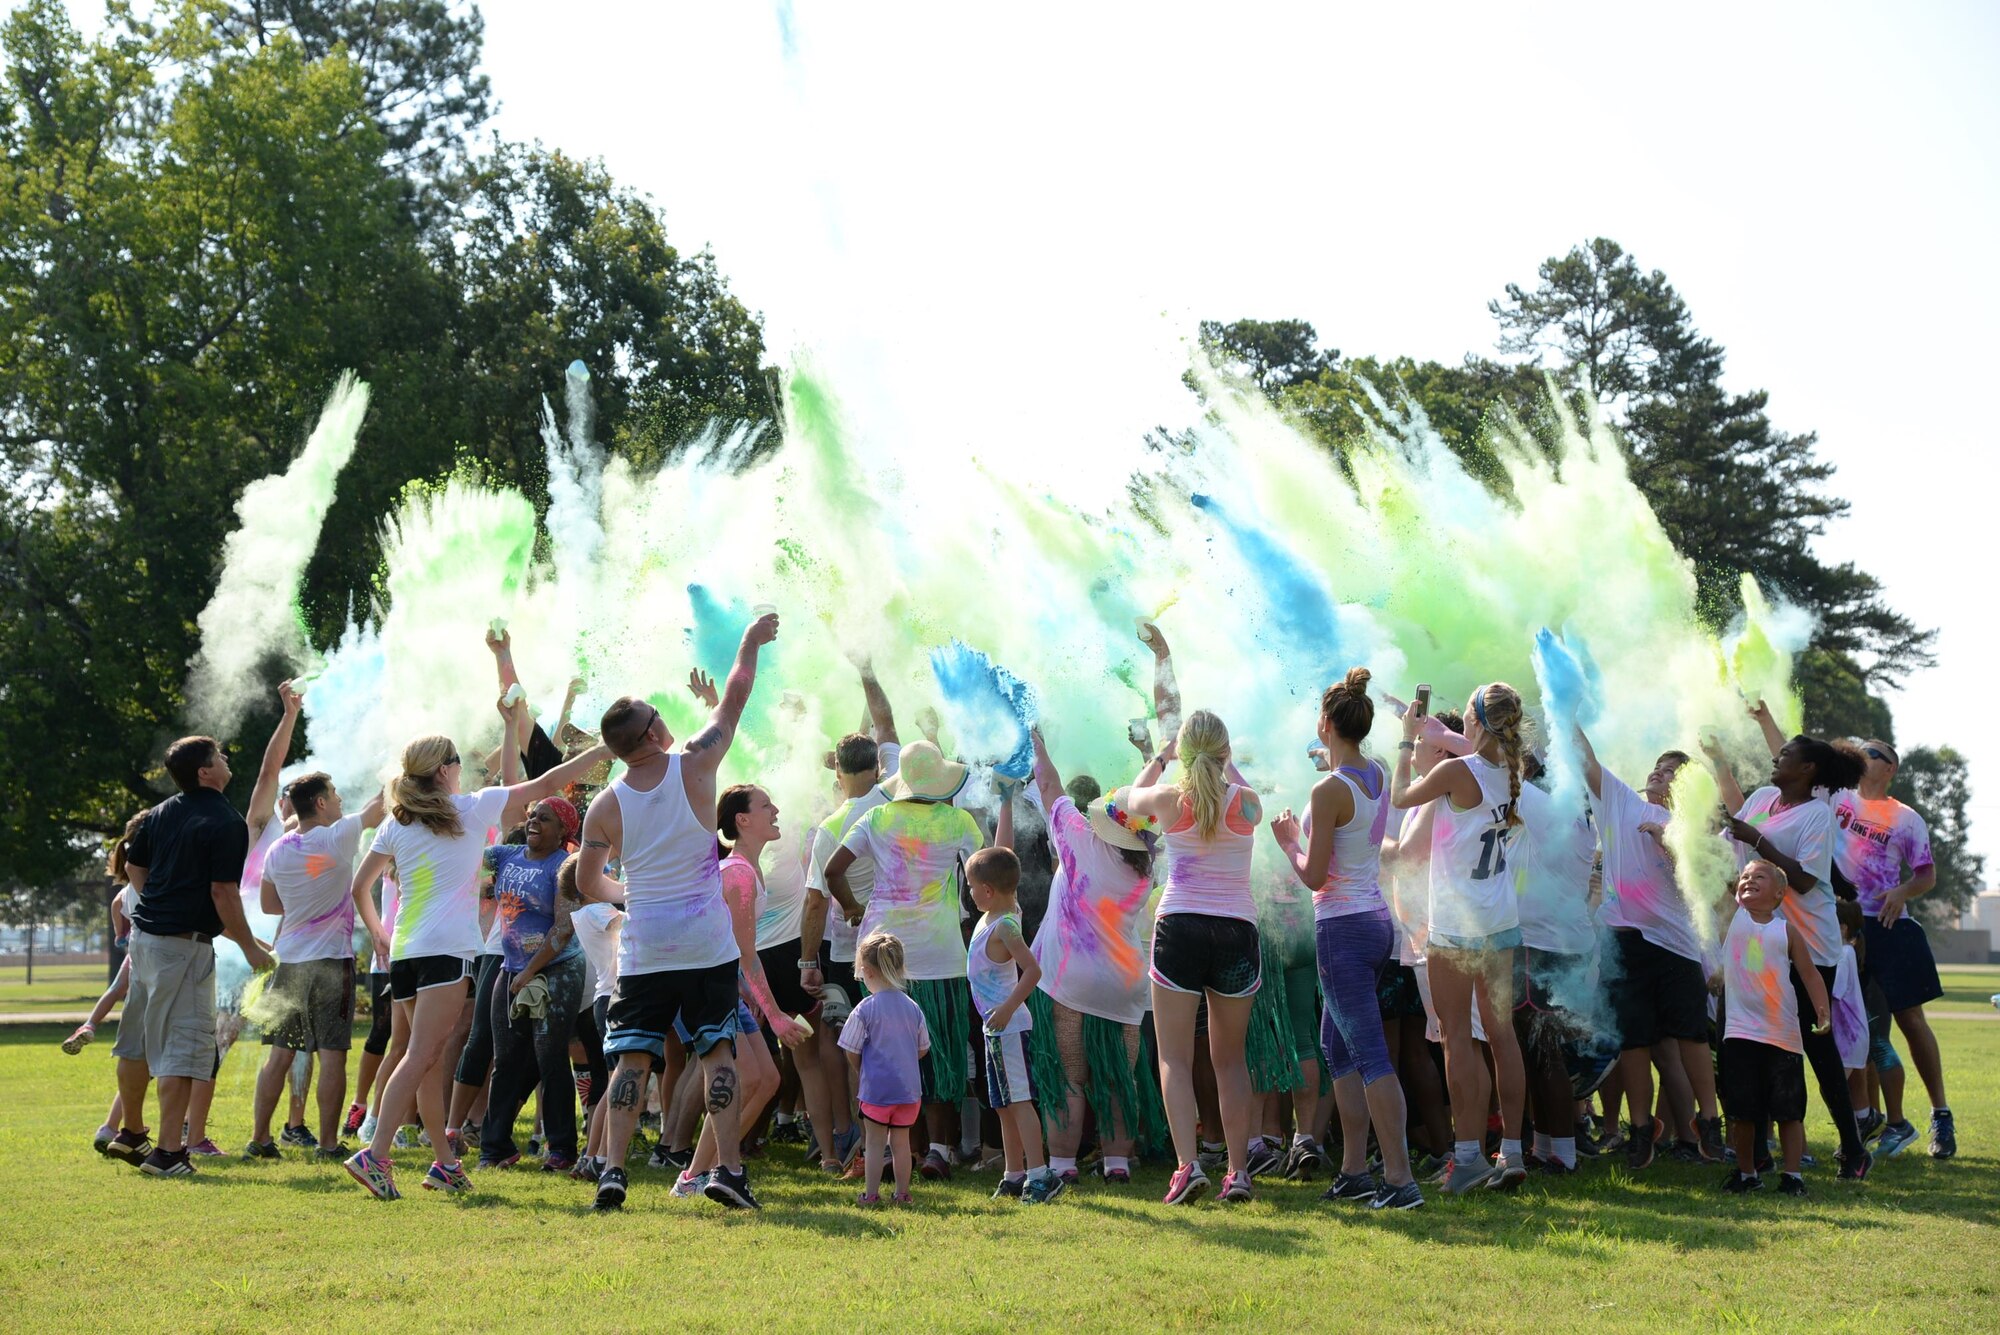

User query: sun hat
[1086,786,1158,852]
[885,740,969,802]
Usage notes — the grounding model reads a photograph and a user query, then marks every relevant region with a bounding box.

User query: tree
[1196,319,1338,391]
[1488,238,1935,726]
[1890,746,1987,925]
[0,1,771,887]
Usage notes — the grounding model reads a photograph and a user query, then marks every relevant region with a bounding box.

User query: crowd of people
[68,613,1960,1212]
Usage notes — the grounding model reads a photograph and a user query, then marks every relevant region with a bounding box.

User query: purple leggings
[1315,908,1395,1084]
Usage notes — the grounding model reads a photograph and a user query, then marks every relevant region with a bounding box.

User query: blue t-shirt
[484,845,579,973]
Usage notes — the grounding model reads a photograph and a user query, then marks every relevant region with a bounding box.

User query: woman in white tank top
[1123,708,1264,1205]
[1389,681,1534,1194]
[1270,667,1420,1207]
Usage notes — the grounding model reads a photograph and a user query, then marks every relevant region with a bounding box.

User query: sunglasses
[1863,747,1895,765]
[443,753,461,767]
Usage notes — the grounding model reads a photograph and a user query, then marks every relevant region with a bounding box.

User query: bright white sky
[477,1,1998,878]
[57,1,2000,878]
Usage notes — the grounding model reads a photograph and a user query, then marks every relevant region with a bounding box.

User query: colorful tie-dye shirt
[1833,794,1933,915]
[840,799,983,981]
[1732,787,1838,969]
[264,815,364,963]
[1028,795,1155,1026]
[1722,908,1802,1054]
[1594,770,1705,963]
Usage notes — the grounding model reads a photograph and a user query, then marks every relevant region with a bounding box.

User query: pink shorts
[860,1100,921,1127]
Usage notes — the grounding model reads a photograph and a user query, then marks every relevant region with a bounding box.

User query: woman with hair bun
[1124,708,1264,1206]
[1271,667,1422,1210]
[343,710,609,1201]
[1712,730,1872,1180]
[1391,681,1533,1193]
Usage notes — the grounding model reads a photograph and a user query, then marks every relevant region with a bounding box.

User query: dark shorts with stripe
[602,960,740,1059]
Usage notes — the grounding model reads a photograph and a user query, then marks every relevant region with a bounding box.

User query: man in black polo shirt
[108,735,273,1177]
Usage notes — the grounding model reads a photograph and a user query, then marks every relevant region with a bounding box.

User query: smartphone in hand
[1413,684,1432,718]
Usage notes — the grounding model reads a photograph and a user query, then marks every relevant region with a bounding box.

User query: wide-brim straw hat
[885,740,969,802]
[1086,786,1157,852]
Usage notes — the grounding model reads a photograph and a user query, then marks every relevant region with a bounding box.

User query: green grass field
[1,1016,1994,1333]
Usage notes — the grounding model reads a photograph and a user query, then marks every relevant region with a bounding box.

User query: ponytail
[1474,683,1529,829]
[1793,735,1867,794]
[1176,709,1232,841]
[390,735,464,836]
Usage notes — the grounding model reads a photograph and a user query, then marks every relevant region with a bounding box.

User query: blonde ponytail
[390,734,465,836]
[1176,709,1232,841]
[1474,684,1528,829]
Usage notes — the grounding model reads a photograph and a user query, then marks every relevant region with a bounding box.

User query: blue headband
[1472,687,1490,730]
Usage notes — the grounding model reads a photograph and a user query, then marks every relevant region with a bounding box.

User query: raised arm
[1575,726,1605,801]
[1748,699,1787,759]
[1141,623,1182,738]
[1703,737,1747,817]
[556,675,584,741]
[357,789,387,831]
[1029,729,1064,812]
[499,743,611,828]
[855,656,899,744]
[248,680,304,836]
[683,613,780,777]
[994,778,1016,852]
[487,624,521,691]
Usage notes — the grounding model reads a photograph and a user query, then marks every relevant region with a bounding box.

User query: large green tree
[0,0,770,886]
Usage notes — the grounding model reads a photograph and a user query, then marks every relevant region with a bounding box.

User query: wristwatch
[797,959,818,971]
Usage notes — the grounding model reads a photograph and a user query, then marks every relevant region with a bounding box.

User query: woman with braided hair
[1391,682,1533,1194]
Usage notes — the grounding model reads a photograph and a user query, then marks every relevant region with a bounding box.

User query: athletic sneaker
[444,1129,464,1161]
[421,1161,473,1194]
[570,1157,601,1183]
[890,1190,914,1204]
[1163,1161,1209,1205]
[993,1176,1024,1199]
[1929,1109,1957,1159]
[1023,1172,1067,1205]
[92,1126,115,1155]
[1244,1138,1285,1178]
[1488,1154,1528,1191]
[1625,1119,1659,1171]
[140,1147,195,1177]
[477,1151,522,1170]
[593,1166,628,1211]
[392,1126,418,1150]
[1836,1148,1873,1182]
[543,1154,577,1174]
[1536,1157,1576,1177]
[671,1169,708,1198]
[1876,1120,1920,1158]
[187,1137,222,1157]
[1778,1173,1809,1198]
[104,1129,152,1166]
[771,1118,806,1145]
[1283,1138,1328,1180]
[61,1023,95,1055]
[1696,1115,1726,1163]
[313,1145,352,1163]
[281,1123,319,1149]
[856,1190,882,1206]
[919,1148,953,1181]
[1411,1152,1449,1179]
[1443,1159,1498,1194]
[703,1165,760,1210]
[832,1123,863,1169]
[645,1143,678,1171]
[345,1148,399,1200]
[457,1121,481,1151]
[343,1103,367,1136]
[1573,1117,1600,1157]
[1854,1108,1885,1144]
[1321,1170,1378,1202]
[1100,1164,1131,1185]
[242,1140,281,1161]
[1720,1171,1763,1195]
[527,1133,544,1158]
[1216,1170,1253,1203]
[357,1113,379,1143]
[1595,1125,1627,1155]
[1370,1180,1426,1210]
[417,1128,432,1148]
[1668,1139,1705,1165]
[1196,1145,1229,1175]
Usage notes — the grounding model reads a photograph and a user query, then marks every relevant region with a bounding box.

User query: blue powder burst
[929,640,1039,779]
[1191,492,1342,677]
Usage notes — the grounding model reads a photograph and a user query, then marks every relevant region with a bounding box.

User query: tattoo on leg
[610,1069,641,1110]
[706,1066,737,1113]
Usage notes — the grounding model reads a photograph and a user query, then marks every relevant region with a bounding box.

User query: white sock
[1103,1155,1130,1173]
[1454,1139,1480,1166]
[1200,1139,1226,1155]
[1028,1165,1051,1182]
[1050,1156,1077,1175]
[1533,1131,1553,1159]
[930,1142,951,1161]
[1500,1138,1522,1162]
[1003,1170,1026,1185]
[1553,1137,1577,1169]
[1293,1131,1314,1147]
[774,1111,796,1125]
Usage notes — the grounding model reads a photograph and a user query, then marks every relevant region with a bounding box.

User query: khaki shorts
[111,930,218,1080]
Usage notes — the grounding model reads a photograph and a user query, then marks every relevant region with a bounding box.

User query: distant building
[1960,891,2000,955]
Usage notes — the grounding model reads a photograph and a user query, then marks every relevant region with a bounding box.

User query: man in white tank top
[577,611,779,1212]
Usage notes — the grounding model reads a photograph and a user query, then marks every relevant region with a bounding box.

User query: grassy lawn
[0,962,118,1014]
[0,1019,1993,1333]
[1936,964,2000,1012]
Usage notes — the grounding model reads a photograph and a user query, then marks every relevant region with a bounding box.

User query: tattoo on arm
[684,724,726,756]
[706,1065,737,1113]
[584,838,611,849]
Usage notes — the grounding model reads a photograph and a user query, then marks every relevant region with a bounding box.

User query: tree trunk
[24,921,33,986]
